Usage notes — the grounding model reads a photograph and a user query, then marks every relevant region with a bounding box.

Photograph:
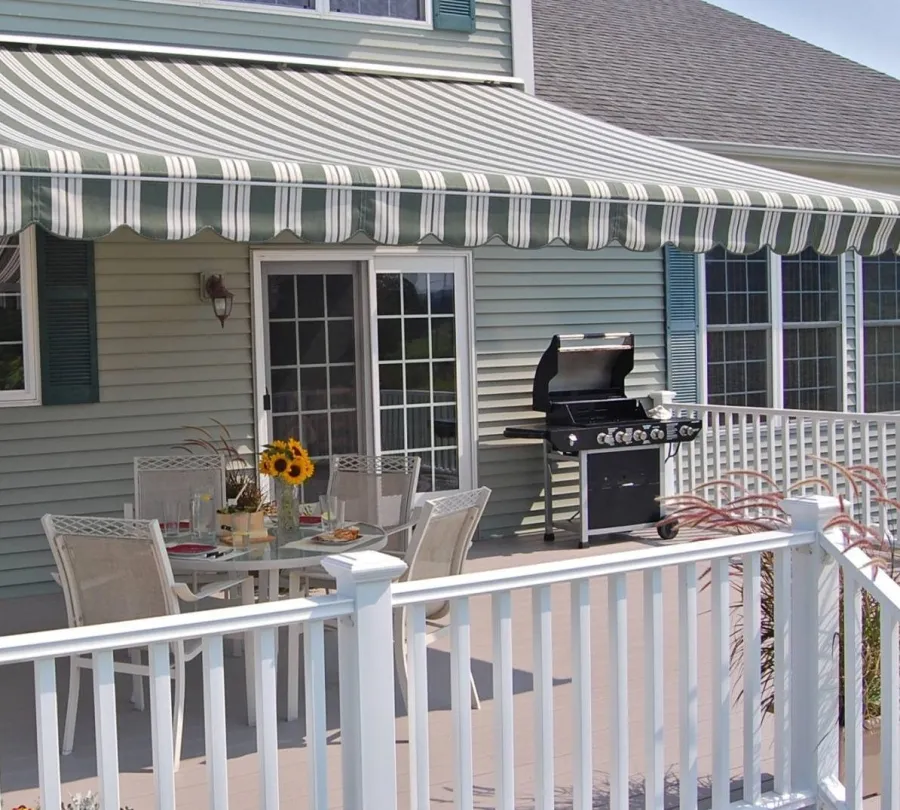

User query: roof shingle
[533,0,900,156]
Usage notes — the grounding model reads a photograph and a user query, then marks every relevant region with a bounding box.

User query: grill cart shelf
[503,332,702,548]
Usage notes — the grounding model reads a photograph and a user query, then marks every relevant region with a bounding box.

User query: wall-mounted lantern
[199,273,234,328]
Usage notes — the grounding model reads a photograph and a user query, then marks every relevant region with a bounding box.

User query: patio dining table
[167,521,388,722]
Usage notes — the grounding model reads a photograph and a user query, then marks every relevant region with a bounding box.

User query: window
[862,251,900,412]
[705,246,770,407]
[781,249,841,411]
[0,232,39,406]
[223,0,426,20]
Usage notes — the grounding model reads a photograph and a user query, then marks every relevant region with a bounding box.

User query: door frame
[250,246,478,502]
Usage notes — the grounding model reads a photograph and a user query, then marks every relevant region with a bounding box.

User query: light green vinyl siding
[0,235,665,598]
[472,244,667,538]
[0,231,254,599]
[0,0,511,74]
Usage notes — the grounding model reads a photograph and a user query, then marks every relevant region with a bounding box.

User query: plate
[298,515,323,525]
[167,543,218,557]
[309,527,362,545]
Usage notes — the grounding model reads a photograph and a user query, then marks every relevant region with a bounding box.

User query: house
[0,0,899,604]
[533,0,900,415]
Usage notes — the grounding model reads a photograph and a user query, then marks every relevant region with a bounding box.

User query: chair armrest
[383,519,418,537]
[172,577,254,604]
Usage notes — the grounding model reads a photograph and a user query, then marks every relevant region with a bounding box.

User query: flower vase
[276,481,299,535]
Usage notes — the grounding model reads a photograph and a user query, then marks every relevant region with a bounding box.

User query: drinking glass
[318,495,346,532]
[191,491,215,540]
[163,500,180,538]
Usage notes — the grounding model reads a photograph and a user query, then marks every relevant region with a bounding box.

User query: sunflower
[288,438,308,459]
[258,456,274,477]
[271,454,290,476]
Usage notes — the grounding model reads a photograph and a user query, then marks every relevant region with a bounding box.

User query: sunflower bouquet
[258,439,314,532]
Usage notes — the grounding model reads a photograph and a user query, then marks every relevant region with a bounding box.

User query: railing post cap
[781,495,843,530]
[321,549,407,587]
[651,390,676,405]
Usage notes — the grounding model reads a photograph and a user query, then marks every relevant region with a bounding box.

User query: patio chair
[125,454,226,524]
[327,453,422,555]
[42,515,255,771]
[393,487,491,713]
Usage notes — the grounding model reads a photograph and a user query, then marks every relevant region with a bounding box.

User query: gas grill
[503,332,702,547]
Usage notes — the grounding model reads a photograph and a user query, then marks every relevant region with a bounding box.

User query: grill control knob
[634,430,647,442]
[650,427,665,441]
[622,432,634,444]
[679,424,695,437]
[569,433,578,448]
[614,430,626,444]
[596,432,606,445]
[604,434,616,446]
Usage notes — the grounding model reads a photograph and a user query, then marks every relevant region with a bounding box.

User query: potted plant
[658,458,898,799]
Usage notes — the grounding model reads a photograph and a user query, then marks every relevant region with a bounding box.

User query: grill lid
[533,332,636,413]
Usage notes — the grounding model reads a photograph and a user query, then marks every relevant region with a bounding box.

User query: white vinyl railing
[0,497,896,810]
[673,403,900,532]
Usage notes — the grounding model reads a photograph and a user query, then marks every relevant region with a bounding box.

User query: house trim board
[509,0,535,94]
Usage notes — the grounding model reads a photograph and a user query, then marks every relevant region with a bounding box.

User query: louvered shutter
[664,246,700,404]
[37,229,99,405]
[433,0,476,31]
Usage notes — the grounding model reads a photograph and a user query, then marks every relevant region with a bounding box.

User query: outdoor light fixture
[199,273,235,328]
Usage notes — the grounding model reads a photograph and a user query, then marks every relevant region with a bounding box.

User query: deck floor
[0,528,780,810]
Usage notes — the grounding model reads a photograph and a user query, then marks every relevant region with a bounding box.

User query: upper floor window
[224,0,426,21]
[862,251,900,412]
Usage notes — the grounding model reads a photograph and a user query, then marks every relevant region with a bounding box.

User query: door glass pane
[266,267,360,501]
[376,271,461,492]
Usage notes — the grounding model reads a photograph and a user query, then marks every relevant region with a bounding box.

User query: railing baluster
[881,611,900,807]
[533,584,554,810]
[202,634,229,810]
[92,650,120,810]
[844,579,863,810]
[149,643,176,810]
[644,569,664,810]
[699,415,710,502]
[678,563,698,810]
[407,603,431,810]
[726,411,735,480]
[712,416,723,508]
[492,592,515,810]
[784,415,795,495]
[608,573,629,810]
[878,422,889,534]
[861,421,872,525]
[828,420,839,499]
[767,412,777,493]
[743,554,762,805]
[751,413,762,506]
[773,549,791,795]
[710,559,730,810]
[813,418,823,486]
[34,658,62,810]
[570,580,592,810]
[797,416,807,493]
[304,620,328,810]
[450,597,474,810]
[254,627,280,810]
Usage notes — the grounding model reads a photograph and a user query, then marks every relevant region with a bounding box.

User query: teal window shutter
[664,246,700,404]
[433,0,476,31]
[36,229,99,406]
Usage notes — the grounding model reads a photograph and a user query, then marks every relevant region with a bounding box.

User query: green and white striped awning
[2,45,900,254]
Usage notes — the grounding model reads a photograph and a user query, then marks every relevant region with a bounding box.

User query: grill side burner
[503,332,702,548]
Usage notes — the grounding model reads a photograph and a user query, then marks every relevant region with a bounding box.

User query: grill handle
[558,332,633,342]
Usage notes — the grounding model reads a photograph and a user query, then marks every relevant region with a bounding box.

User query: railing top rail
[393,529,813,607]
[675,402,900,424]
[821,533,900,618]
[0,593,355,665]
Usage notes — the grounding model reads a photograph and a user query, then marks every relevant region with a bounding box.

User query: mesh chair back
[43,515,178,628]
[329,454,421,529]
[134,455,226,523]
[404,487,490,621]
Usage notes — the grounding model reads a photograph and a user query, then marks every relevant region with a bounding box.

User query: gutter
[0,31,525,87]
[669,138,900,170]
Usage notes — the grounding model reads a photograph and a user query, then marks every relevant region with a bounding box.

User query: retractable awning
[2,45,900,254]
